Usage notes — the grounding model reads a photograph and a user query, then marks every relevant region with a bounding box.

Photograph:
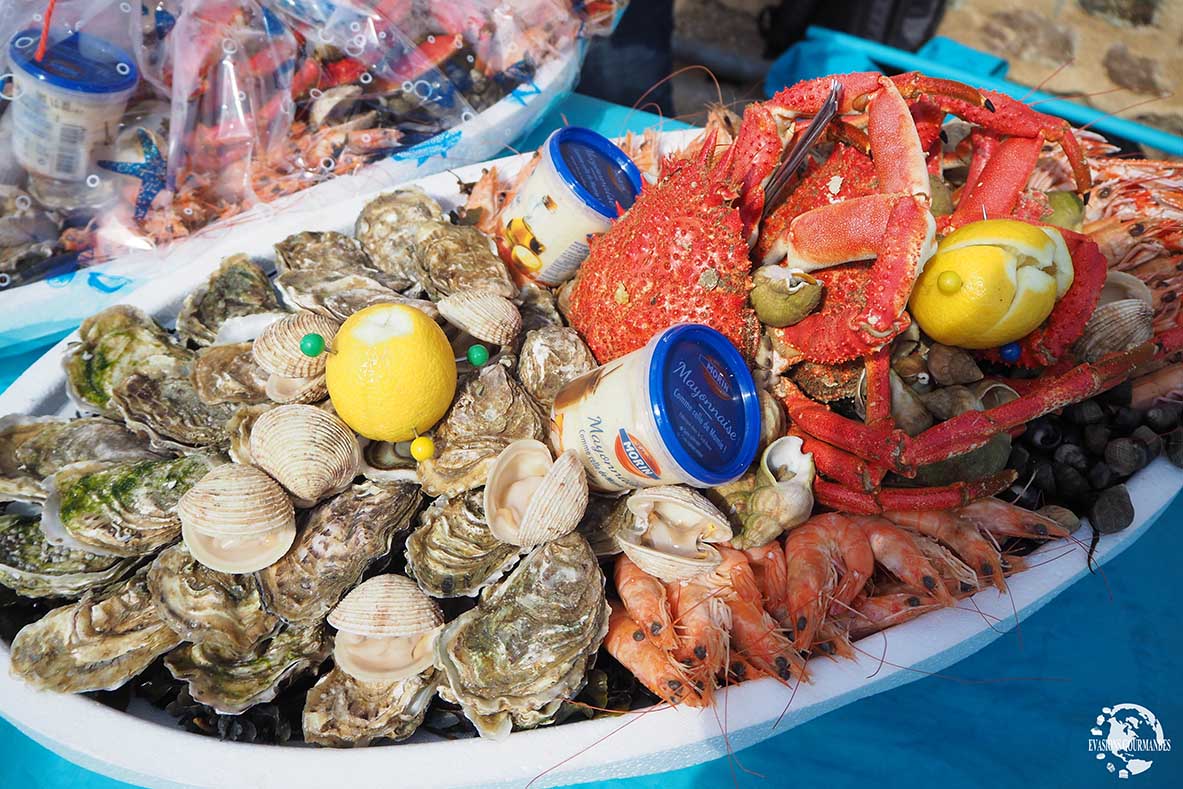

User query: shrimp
[665,578,729,688]
[851,516,957,606]
[782,514,875,652]
[744,542,790,623]
[615,555,678,652]
[910,533,980,595]
[844,593,943,640]
[884,510,1009,592]
[955,498,1070,541]
[604,602,705,707]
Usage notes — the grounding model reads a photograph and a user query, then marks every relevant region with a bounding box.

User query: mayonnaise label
[614,429,662,481]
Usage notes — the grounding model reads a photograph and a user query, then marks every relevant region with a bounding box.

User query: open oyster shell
[276,270,439,323]
[417,362,546,497]
[176,255,280,347]
[515,327,597,407]
[302,665,439,747]
[257,480,422,624]
[0,415,165,503]
[404,489,520,598]
[9,569,183,693]
[164,623,330,715]
[354,189,446,292]
[412,222,517,301]
[41,454,222,557]
[148,543,280,654]
[0,512,138,598]
[191,342,270,406]
[63,306,189,416]
[435,532,609,740]
[111,356,238,451]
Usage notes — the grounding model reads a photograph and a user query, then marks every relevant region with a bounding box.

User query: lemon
[909,220,1073,350]
[326,304,457,441]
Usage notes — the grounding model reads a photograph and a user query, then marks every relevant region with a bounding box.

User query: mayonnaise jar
[550,324,761,493]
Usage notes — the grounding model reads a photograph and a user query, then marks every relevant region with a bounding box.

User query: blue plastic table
[3,94,1182,789]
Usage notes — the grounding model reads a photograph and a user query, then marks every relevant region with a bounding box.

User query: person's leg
[577,0,675,116]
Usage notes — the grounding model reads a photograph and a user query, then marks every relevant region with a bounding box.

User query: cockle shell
[438,292,522,346]
[249,404,361,504]
[252,311,340,379]
[178,464,296,573]
[327,575,443,639]
[1074,298,1154,363]
[617,485,733,581]
[1099,270,1153,309]
[484,440,588,548]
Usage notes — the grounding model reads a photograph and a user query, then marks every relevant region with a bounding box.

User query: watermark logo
[1089,703,1171,779]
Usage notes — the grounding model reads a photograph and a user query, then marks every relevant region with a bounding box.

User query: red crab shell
[567,153,760,363]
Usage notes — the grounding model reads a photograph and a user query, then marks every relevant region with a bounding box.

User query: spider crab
[566,71,1154,513]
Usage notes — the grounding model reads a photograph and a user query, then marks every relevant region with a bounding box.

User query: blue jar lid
[9,29,138,94]
[548,126,643,219]
[648,324,761,486]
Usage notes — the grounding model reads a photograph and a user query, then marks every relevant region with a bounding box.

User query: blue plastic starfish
[96,129,168,223]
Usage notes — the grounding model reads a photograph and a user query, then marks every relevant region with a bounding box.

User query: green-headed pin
[466,343,490,367]
[300,332,326,358]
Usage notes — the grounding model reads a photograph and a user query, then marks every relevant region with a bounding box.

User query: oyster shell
[258,480,421,623]
[41,454,221,557]
[412,222,517,300]
[303,665,439,747]
[249,404,361,504]
[63,306,188,415]
[355,188,446,292]
[576,494,631,557]
[164,623,330,714]
[404,489,520,598]
[10,570,183,693]
[111,356,239,451]
[516,327,597,407]
[191,342,270,405]
[211,311,287,345]
[274,230,394,286]
[617,486,733,581]
[484,440,587,548]
[517,284,564,338]
[0,415,164,503]
[148,543,280,654]
[417,362,546,497]
[328,574,443,682]
[359,439,418,483]
[176,255,279,347]
[435,532,609,740]
[276,270,440,323]
[0,512,137,598]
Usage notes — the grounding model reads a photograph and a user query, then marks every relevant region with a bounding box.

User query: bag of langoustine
[0,0,625,358]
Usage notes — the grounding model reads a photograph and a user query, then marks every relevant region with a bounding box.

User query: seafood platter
[1,71,1183,787]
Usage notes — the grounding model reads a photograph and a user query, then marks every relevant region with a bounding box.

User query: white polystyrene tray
[0,130,1178,789]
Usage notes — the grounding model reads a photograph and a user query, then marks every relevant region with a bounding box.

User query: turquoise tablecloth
[3,94,1182,788]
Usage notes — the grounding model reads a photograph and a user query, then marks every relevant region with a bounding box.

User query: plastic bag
[0,0,626,356]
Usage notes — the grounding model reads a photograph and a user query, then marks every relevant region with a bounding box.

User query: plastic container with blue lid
[7,29,139,182]
[550,324,761,492]
[500,126,643,287]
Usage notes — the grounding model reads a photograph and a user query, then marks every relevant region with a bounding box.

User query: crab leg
[948,135,1044,230]
[813,472,1016,515]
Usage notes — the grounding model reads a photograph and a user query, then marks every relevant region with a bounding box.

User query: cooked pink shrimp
[851,516,957,606]
[884,509,1008,592]
[744,542,790,623]
[665,577,728,696]
[615,555,678,652]
[604,602,705,707]
[845,592,944,640]
[783,514,875,652]
[955,498,1071,541]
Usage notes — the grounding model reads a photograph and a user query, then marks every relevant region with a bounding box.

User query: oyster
[328,574,443,682]
[359,439,418,482]
[41,454,221,557]
[303,666,439,747]
[10,570,183,693]
[111,356,239,451]
[484,440,587,548]
[404,489,520,598]
[435,532,609,740]
[517,283,564,338]
[0,512,137,598]
[176,255,280,347]
[355,188,446,291]
[412,222,517,300]
[417,362,546,497]
[148,543,280,654]
[0,415,164,503]
[258,480,421,623]
[276,270,440,323]
[191,342,270,405]
[274,230,393,286]
[516,327,597,407]
[63,306,188,415]
[164,623,330,714]
[617,486,734,581]
[576,494,632,557]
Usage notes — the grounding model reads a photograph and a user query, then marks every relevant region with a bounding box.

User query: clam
[327,574,444,683]
[434,532,609,740]
[111,355,239,451]
[9,569,183,693]
[617,485,733,581]
[1074,298,1154,363]
[258,480,421,623]
[164,623,330,715]
[404,489,521,598]
[1099,269,1153,308]
[249,404,361,504]
[926,343,983,386]
[484,440,588,548]
[728,435,815,550]
[191,342,270,405]
[302,665,439,747]
[515,327,597,407]
[176,255,280,347]
[438,291,522,346]
[749,266,822,327]
[178,464,296,574]
[40,454,221,557]
[0,512,137,599]
[252,311,340,404]
[226,403,273,464]
[412,221,517,300]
